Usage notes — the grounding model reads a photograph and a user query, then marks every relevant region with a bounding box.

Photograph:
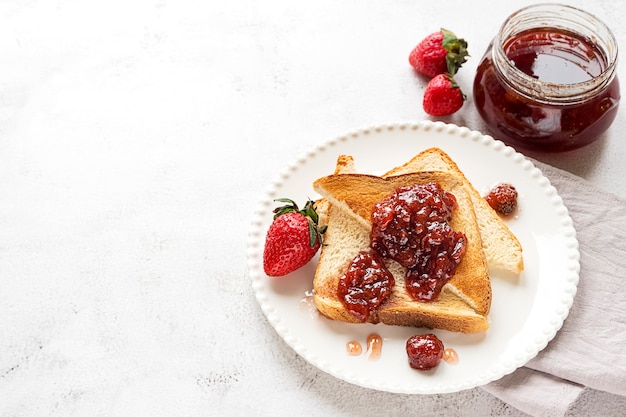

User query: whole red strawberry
[423,73,466,116]
[263,198,326,277]
[409,28,469,78]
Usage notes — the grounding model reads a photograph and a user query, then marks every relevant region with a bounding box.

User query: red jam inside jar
[473,4,620,152]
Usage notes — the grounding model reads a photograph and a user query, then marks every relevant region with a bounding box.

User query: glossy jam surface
[485,183,518,216]
[506,28,605,84]
[406,334,445,371]
[474,27,620,152]
[442,348,459,365]
[370,183,467,302]
[337,251,395,322]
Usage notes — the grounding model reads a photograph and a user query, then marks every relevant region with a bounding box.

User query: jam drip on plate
[370,183,467,302]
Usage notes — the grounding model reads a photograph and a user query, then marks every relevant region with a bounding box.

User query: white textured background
[0,0,625,416]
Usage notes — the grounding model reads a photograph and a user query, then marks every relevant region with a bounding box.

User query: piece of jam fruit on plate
[485,183,518,216]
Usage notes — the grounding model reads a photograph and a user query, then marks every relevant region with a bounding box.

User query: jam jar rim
[492,2,619,105]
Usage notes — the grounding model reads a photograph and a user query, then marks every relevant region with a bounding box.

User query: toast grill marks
[313,170,492,322]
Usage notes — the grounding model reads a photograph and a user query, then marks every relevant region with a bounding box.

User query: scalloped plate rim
[247,120,580,394]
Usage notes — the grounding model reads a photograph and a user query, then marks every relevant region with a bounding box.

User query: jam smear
[346,340,363,356]
[366,333,383,361]
[474,27,620,152]
[443,348,459,364]
[370,183,467,302]
[337,251,395,322]
[404,230,467,301]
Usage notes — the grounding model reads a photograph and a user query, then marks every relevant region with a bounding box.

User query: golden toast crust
[313,171,491,318]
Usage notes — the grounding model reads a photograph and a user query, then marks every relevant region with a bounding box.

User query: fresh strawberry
[263,198,326,277]
[423,73,466,116]
[409,28,469,78]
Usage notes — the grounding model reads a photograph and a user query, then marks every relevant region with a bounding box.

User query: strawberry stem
[272,198,327,247]
[272,198,298,219]
[440,28,469,76]
[444,73,467,101]
[307,219,317,247]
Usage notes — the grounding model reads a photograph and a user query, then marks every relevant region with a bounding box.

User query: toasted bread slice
[313,160,492,333]
[384,148,524,274]
[314,171,491,316]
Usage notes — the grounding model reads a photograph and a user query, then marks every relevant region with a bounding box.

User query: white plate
[247,120,579,394]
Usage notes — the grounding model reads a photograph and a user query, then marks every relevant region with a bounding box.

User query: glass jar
[473,3,620,152]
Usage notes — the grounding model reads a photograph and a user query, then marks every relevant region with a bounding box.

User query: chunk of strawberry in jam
[371,183,457,269]
[370,183,467,302]
[406,334,445,371]
[485,183,518,215]
[405,226,467,301]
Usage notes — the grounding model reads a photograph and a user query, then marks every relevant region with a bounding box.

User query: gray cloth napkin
[481,160,626,417]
